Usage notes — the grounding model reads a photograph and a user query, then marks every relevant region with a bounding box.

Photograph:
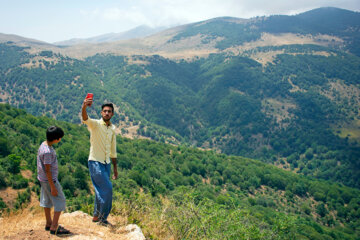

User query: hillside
[1,104,360,239]
[0,7,360,190]
[1,40,359,189]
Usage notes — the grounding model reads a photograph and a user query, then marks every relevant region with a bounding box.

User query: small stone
[63,211,90,218]
[124,224,145,240]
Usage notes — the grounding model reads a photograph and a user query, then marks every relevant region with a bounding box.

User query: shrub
[11,175,29,189]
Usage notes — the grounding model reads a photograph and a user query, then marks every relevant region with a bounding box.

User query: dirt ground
[0,199,144,240]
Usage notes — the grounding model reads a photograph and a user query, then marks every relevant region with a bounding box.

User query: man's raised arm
[82,97,92,121]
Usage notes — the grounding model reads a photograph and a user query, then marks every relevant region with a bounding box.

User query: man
[82,96,118,225]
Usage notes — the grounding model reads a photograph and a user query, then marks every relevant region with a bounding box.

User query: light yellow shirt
[84,118,117,164]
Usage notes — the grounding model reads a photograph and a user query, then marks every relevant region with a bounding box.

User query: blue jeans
[88,160,112,222]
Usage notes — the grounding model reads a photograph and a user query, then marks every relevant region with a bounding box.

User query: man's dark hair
[101,103,114,112]
[46,126,64,142]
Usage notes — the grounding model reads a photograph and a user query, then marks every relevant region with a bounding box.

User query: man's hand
[112,168,118,180]
[50,186,58,197]
[83,98,93,107]
[111,158,118,180]
[82,96,92,121]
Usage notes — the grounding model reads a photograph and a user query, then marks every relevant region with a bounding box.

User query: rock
[63,210,91,218]
[117,224,145,240]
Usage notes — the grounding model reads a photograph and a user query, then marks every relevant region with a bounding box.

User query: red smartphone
[86,93,93,106]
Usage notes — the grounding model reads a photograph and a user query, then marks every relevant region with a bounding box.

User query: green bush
[5,154,21,174]
[0,197,7,211]
[0,169,7,188]
[14,188,31,209]
[11,175,29,189]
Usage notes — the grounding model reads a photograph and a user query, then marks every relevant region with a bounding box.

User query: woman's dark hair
[46,126,64,142]
[101,103,114,112]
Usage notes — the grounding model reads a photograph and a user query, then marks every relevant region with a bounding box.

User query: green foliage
[0,104,360,238]
[316,202,328,218]
[0,197,6,211]
[0,44,30,72]
[114,189,358,240]
[0,9,359,237]
[11,175,28,189]
[0,103,90,200]
[0,134,10,157]
[164,191,294,239]
[1,40,360,188]
[0,169,7,188]
[169,8,360,55]
[14,188,31,209]
[111,132,360,237]
[5,154,21,174]
[171,18,261,50]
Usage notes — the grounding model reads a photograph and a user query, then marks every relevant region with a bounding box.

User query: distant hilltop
[0,7,359,59]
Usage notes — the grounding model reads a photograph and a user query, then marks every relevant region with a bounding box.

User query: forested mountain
[166,7,360,54]
[1,104,360,239]
[0,6,359,192]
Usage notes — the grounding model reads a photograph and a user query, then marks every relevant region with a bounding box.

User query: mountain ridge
[1,7,358,59]
[0,33,52,46]
[53,25,169,46]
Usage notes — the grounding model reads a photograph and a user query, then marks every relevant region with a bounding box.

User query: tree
[0,137,10,157]
[293,182,308,197]
[5,154,21,174]
[0,169,7,188]
[61,175,76,196]
[316,202,328,217]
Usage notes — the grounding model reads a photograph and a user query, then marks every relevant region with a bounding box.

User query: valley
[0,7,360,239]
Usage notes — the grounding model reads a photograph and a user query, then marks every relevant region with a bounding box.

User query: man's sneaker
[97,220,112,227]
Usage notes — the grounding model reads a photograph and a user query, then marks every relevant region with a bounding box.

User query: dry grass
[111,193,177,240]
[328,81,360,103]
[227,33,342,65]
[0,188,27,209]
[321,80,360,142]
[0,88,11,101]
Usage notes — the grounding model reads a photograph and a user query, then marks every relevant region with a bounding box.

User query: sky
[0,0,359,43]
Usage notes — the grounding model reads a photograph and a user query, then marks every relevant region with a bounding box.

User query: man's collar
[100,118,112,126]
